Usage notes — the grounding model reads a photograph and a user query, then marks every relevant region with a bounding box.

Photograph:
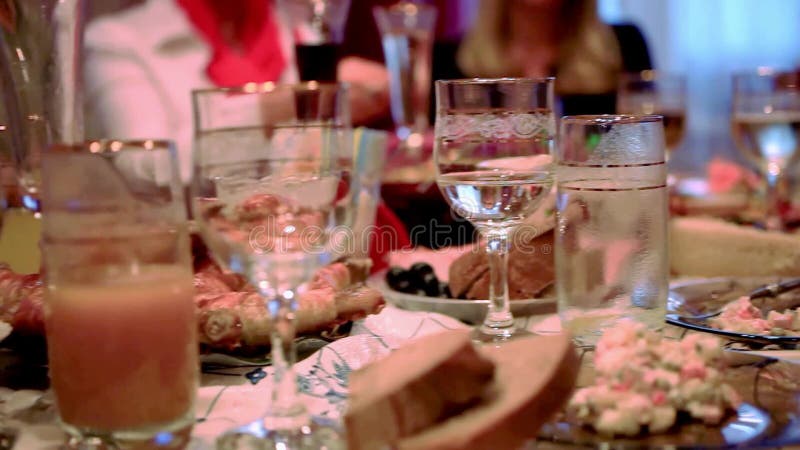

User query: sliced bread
[398,333,578,450]
[345,329,495,450]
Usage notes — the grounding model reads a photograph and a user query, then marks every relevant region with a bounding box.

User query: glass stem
[250,263,308,430]
[764,168,787,231]
[481,228,515,335]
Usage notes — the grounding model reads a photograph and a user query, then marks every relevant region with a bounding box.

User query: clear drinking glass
[617,71,687,159]
[731,69,800,231]
[40,140,197,448]
[283,0,352,82]
[0,0,86,213]
[556,115,669,347]
[192,82,351,448]
[434,78,555,342]
[373,2,437,157]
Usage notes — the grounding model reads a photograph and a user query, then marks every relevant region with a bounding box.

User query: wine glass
[617,71,687,160]
[283,0,352,82]
[731,69,800,231]
[373,2,437,158]
[191,82,351,448]
[434,78,555,342]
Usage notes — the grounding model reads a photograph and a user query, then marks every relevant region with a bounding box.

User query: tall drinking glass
[556,115,668,347]
[434,78,555,342]
[731,69,800,231]
[283,0,352,82]
[617,71,687,159]
[40,140,197,448]
[192,82,350,448]
[373,2,436,157]
[0,0,86,213]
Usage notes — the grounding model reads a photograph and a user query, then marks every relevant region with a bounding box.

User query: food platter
[666,277,800,347]
[539,403,770,449]
[370,275,556,324]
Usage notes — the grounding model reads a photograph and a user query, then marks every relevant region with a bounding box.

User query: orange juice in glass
[41,141,197,446]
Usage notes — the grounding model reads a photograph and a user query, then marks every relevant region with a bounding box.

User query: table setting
[0,0,800,449]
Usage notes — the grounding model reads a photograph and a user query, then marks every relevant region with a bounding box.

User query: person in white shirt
[84,0,390,181]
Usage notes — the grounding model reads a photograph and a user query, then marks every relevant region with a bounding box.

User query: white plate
[370,276,556,324]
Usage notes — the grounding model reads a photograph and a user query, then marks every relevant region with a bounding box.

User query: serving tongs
[686,277,800,320]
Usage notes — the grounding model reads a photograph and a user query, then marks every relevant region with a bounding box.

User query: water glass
[373,2,437,156]
[556,115,668,347]
[435,78,555,342]
[731,69,800,231]
[192,83,351,448]
[40,140,197,447]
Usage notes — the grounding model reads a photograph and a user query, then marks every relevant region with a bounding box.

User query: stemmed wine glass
[434,78,555,342]
[192,82,351,448]
[617,71,687,160]
[373,2,437,158]
[731,69,800,231]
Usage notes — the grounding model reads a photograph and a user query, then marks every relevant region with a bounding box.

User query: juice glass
[40,140,197,447]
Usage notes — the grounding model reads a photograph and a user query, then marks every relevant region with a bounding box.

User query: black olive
[394,279,412,293]
[421,272,440,297]
[385,266,407,289]
[438,282,452,298]
[409,262,434,279]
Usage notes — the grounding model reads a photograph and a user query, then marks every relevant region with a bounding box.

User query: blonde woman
[451,0,651,115]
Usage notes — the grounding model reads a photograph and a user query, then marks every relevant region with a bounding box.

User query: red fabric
[370,202,411,273]
[175,0,286,86]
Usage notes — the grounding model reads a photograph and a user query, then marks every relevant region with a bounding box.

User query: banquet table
[1,303,799,450]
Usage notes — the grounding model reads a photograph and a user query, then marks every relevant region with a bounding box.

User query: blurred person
[84,0,390,181]
[84,0,407,270]
[453,0,652,115]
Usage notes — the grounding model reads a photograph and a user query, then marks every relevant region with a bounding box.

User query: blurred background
[85,0,800,174]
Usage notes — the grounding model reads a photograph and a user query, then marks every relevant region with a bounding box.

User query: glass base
[60,414,194,449]
[216,416,345,450]
[472,325,533,345]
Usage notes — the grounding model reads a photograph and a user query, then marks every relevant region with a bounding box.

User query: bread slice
[449,228,555,300]
[345,330,495,450]
[670,217,800,277]
[397,333,578,450]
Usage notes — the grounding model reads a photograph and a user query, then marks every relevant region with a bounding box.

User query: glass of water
[731,69,800,231]
[556,115,668,347]
[434,78,555,342]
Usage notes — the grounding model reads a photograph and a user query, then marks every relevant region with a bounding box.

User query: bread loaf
[345,330,495,450]
[670,217,800,277]
[345,331,578,450]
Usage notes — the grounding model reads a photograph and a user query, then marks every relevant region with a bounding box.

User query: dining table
[1,289,799,449]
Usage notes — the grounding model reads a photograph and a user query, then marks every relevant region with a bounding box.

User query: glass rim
[435,77,555,86]
[619,70,686,82]
[191,81,349,97]
[50,139,176,154]
[561,114,664,125]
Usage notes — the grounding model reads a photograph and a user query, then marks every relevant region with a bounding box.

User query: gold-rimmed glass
[434,77,555,342]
